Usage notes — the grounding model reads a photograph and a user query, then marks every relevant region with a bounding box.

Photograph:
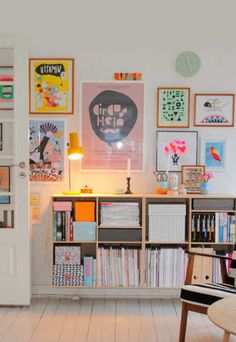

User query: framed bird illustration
[201,139,227,171]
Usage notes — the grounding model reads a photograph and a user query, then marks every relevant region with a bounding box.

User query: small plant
[199,172,214,183]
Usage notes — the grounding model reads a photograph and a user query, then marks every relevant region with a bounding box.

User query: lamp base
[63,191,81,195]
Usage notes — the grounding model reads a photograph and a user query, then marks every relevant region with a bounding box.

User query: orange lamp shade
[67,132,83,160]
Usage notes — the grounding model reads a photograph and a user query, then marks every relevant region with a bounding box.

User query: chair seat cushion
[181,283,236,307]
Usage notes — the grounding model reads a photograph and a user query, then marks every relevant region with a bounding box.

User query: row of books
[191,213,236,243]
[97,247,140,287]
[53,246,95,286]
[145,248,187,287]
[0,210,14,228]
[53,211,73,241]
[100,202,140,227]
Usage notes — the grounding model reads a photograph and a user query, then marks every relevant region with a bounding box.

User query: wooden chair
[179,249,236,342]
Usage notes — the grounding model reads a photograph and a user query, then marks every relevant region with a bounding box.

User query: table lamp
[64,132,83,194]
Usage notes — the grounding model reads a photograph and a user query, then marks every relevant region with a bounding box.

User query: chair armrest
[186,251,233,261]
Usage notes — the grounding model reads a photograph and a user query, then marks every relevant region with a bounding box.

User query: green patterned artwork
[157,88,190,128]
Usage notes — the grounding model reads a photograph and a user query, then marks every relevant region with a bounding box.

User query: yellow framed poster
[29,58,74,114]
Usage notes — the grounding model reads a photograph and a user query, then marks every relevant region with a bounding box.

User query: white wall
[1,0,236,289]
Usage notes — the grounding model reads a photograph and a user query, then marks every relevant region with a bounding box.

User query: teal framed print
[201,139,227,171]
[157,87,190,128]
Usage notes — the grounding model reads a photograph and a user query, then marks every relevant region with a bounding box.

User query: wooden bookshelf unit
[51,193,236,290]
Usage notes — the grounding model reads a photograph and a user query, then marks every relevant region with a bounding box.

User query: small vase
[201,182,209,195]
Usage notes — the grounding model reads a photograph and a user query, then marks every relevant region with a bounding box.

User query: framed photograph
[181,165,205,194]
[0,166,10,204]
[29,58,74,114]
[194,94,235,126]
[0,66,14,110]
[157,87,190,128]
[156,131,198,172]
[201,139,227,171]
[81,82,144,171]
[29,120,65,182]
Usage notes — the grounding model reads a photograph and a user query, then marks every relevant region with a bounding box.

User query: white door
[0,35,30,305]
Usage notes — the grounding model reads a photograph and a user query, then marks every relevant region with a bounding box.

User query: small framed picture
[201,139,227,171]
[181,165,205,194]
[0,166,10,204]
[29,58,74,114]
[194,94,235,126]
[157,87,190,128]
[156,131,198,172]
[0,66,14,110]
[29,120,65,182]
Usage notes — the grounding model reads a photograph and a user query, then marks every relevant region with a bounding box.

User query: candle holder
[125,177,133,194]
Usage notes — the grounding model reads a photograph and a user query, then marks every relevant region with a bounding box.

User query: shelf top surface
[52,193,235,199]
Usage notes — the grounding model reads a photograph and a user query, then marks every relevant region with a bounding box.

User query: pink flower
[199,172,214,182]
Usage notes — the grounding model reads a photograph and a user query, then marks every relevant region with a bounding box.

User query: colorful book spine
[84,256,94,286]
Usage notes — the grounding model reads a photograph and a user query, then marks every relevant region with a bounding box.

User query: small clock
[175,51,201,77]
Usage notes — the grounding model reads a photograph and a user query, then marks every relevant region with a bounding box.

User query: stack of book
[97,246,140,287]
[0,210,14,228]
[191,213,236,243]
[53,201,73,241]
[100,202,140,227]
[145,247,187,287]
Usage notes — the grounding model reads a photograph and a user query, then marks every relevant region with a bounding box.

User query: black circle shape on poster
[89,90,138,145]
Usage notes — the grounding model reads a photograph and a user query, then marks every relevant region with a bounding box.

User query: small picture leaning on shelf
[181,165,205,194]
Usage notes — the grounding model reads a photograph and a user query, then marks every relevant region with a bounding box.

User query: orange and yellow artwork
[29,58,74,114]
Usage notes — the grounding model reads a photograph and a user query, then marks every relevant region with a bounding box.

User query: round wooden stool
[207,297,236,342]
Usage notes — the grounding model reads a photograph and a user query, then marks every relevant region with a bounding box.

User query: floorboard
[0,298,235,342]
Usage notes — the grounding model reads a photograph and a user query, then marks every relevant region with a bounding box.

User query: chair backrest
[228,243,236,285]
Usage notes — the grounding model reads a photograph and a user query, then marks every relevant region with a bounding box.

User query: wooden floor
[0,298,235,342]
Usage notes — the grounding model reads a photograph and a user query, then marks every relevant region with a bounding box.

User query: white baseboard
[32,285,180,299]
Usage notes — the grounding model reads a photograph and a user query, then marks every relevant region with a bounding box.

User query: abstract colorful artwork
[156,131,198,172]
[29,120,65,182]
[194,94,235,126]
[0,67,14,110]
[114,73,142,80]
[29,58,74,114]
[202,139,226,171]
[157,88,190,128]
[81,82,144,170]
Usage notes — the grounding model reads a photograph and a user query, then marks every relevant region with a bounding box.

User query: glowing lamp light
[63,132,83,194]
[67,132,83,160]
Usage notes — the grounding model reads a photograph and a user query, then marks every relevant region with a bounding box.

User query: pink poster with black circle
[81,82,144,171]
